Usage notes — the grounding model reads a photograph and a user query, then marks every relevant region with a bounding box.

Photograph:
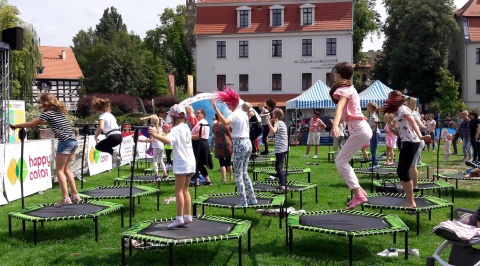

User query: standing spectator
[213,114,233,182]
[383,113,397,165]
[469,111,480,162]
[303,111,326,159]
[332,121,345,151]
[259,103,270,155]
[243,102,263,156]
[191,108,213,186]
[163,123,173,171]
[265,99,277,117]
[157,108,166,127]
[434,111,441,127]
[425,114,437,152]
[452,109,464,155]
[367,102,380,168]
[185,105,198,129]
[458,110,471,161]
[267,108,288,190]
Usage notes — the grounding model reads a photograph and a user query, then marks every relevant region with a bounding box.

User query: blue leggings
[275,152,287,186]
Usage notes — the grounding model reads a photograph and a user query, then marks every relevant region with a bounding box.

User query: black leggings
[275,152,287,186]
[262,125,270,151]
[218,157,232,167]
[96,134,122,155]
[165,149,172,164]
[397,141,420,182]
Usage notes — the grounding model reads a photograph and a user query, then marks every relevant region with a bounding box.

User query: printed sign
[86,136,112,176]
[0,144,6,205]
[113,135,133,168]
[5,100,26,143]
[4,140,53,202]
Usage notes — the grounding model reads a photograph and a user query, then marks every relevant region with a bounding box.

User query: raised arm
[210,99,232,125]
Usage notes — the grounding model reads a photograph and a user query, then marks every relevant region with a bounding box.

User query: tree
[354,0,382,63]
[0,0,42,102]
[144,5,195,91]
[431,67,466,115]
[373,0,458,105]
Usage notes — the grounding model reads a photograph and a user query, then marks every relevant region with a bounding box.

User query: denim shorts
[57,139,78,154]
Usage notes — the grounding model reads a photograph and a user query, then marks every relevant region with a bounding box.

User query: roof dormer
[269,4,285,27]
[300,3,315,26]
[236,6,252,28]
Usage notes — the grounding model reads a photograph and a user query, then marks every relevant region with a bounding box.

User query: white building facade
[194,0,354,106]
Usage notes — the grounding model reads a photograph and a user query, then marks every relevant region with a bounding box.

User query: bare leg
[401,180,416,208]
[182,175,191,215]
[220,166,226,182]
[409,166,418,188]
[227,166,233,181]
[314,145,319,156]
[305,145,310,156]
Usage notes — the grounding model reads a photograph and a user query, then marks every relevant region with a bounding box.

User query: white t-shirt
[99,112,120,135]
[150,126,164,149]
[396,105,420,143]
[228,109,249,138]
[167,123,195,175]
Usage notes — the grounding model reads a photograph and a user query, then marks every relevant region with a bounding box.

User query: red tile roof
[37,46,83,80]
[240,93,299,107]
[455,0,480,17]
[195,2,352,35]
[468,17,480,42]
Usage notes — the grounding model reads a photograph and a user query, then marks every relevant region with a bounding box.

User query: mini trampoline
[433,172,480,189]
[288,209,409,266]
[192,192,285,228]
[114,174,171,189]
[8,201,124,244]
[360,193,454,235]
[253,167,311,183]
[251,181,318,209]
[381,162,430,177]
[351,156,372,167]
[248,155,275,170]
[372,179,455,202]
[121,215,251,266]
[354,167,397,192]
[78,185,159,216]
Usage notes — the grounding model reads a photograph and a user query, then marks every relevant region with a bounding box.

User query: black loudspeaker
[2,27,23,51]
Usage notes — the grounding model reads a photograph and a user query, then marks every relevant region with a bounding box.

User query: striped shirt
[274,120,288,153]
[39,110,75,141]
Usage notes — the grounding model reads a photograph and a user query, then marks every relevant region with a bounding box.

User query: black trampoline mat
[204,196,272,206]
[367,195,434,208]
[374,169,397,174]
[300,213,389,231]
[122,176,155,181]
[141,219,235,239]
[81,187,145,197]
[253,184,304,191]
[25,203,108,218]
[381,182,440,189]
[445,173,477,179]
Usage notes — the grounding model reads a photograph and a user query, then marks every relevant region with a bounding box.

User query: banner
[187,75,194,96]
[168,75,175,95]
[86,136,112,176]
[4,140,53,202]
[0,144,6,205]
[6,100,26,143]
[113,134,133,168]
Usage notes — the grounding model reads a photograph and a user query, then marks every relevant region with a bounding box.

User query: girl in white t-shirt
[139,115,168,181]
[92,97,122,161]
[149,104,196,228]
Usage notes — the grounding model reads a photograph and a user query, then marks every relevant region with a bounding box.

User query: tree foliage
[431,67,466,115]
[373,0,458,105]
[0,0,41,102]
[353,0,382,63]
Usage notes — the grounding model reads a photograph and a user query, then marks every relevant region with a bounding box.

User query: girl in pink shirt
[329,62,372,210]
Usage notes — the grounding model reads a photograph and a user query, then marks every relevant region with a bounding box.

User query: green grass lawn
[0,144,478,266]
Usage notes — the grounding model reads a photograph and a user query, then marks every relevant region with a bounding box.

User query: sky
[10,0,470,51]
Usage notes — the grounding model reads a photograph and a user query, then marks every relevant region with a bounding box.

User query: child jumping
[139,115,168,181]
[149,104,196,228]
[444,134,453,161]
[384,113,397,165]
[92,97,122,161]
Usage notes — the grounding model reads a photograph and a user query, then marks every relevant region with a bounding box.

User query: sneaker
[369,165,380,170]
[397,248,419,257]
[260,151,269,155]
[376,248,398,257]
[314,162,319,165]
[346,193,368,210]
[302,155,308,158]
[465,161,477,168]
[161,175,169,181]
[266,176,277,181]
[312,155,318,159]
[236,202,248,208]
[452,152,458,155]
[248,198,258,205]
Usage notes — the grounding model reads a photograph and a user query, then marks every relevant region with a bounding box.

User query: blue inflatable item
[140,128,150,138]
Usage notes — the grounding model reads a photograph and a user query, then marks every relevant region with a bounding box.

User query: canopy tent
[286,80,335,110]
[358,80,393,108]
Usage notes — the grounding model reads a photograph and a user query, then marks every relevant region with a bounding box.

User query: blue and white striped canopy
[286,80,336,109]
[358,80,393,108]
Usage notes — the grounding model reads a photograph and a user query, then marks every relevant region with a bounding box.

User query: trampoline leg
[428,210,432,220]
[138,196,140,204]
[405,231,409,260]
[41,221,44,228]
[33,221,37,245]
[279,207,283,229]
[300,191,303,209]
[248,228,251,252]
[121,207,124,228]
[157,191,160,211]
[169,244,173,266]
[94,217,99,242]
[348,235,353,266]
[8,215,11,235]
[22,220,25,232]
[393,232,396,244]
[307,173,310,183]
[290,191,293,199]
[455,179,458,189]
[132,199,135,218]
[416,213,420,235]
[238,236,242,266]
[232,208,235,218]
[121,237,125,266]
[193,204,197,216]
[129,239,133,256]
[380,208,383,214]
[451,188,454,203]
[289,227,293,253]
[450,206,453,220]
[315,186,318,204]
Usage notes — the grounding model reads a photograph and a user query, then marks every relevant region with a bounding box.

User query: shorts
[307,132,321,145]
[218,157,232,167]
[57,139,78,155]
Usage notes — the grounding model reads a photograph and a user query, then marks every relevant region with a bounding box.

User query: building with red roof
[193,0,354,106]
[453,0,480,107]
[35,46,83,111]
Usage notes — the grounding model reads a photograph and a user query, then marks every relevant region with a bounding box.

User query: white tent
[358,80,393,108]
[285,80,335,110]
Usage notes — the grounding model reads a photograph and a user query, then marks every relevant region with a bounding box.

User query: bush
[76,94,139,117]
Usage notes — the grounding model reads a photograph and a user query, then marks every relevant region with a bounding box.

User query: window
[272,9,282,26]
[272,74,282,91]
[239,74,249,91]
[326,73,333,88]
[269,5,285,27]
[272,40,282,57]
[217,75,226,90]
[477,80,480,94]
[477,48,480,64]
[302,73,312,90]
[302,39,312,56]
[239,41,248,58]
[217,41,226,58]
[327,38,337,56]
[300,3,315,26]
[237,6,252,28]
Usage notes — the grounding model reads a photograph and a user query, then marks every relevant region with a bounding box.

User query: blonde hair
[150,115,160,135]
[367,102,379,113]
[38,93,68,114]
[406,97,417,111]
[273,108,284,120]
[384,113,394,121]
[91,97,111,113]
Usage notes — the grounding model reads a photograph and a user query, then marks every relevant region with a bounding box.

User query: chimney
[62,50,66,61]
